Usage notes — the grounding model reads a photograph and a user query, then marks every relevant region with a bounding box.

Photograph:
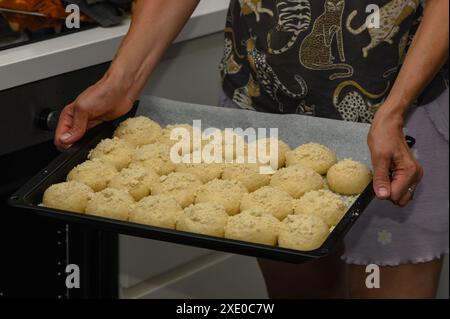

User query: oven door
[0,63,119,299]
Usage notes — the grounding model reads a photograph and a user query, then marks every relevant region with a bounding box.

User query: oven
[0,62,119,299]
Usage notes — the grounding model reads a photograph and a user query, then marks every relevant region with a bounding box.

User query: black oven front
[0,63,119,299]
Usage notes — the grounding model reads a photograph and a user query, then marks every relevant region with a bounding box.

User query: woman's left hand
[368,107,423,206]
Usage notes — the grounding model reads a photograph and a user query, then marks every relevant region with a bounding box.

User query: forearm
[380,0,449,119]
[106,0,200,100]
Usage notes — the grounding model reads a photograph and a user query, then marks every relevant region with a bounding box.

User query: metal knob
[38,109,60,131]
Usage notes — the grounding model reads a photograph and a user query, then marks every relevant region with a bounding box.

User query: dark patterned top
[220,0,448,123]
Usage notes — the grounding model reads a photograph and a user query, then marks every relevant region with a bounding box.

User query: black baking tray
[9,104,416,263]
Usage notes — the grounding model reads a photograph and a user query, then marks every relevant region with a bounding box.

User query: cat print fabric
[220,0,448,123]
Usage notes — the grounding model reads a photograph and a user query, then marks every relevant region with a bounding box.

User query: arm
[55,0,200,150]
[368,0,449,206]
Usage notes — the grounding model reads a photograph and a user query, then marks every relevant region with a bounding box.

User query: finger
[397,186,415,207]
[372,154,392,200]
[54,104,75,151]
[61,105,88,145]
[390,161,422,202]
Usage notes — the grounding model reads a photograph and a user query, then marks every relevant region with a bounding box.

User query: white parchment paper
[137,95,372,168]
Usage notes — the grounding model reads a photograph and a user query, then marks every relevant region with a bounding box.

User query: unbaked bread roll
[175,162,224,183]
[131,142,176,176]
[176,202,228,237]
[67,159,118,192]
[43,181,94,213]
[294,190,347,227]
[327,159,372,195]
[195,179,248,215]
[152,172,203,208]
[240,186,293,221]
[161,123,205,154]
[85,188,135,221]
[222,130,247,161]
[248,138,291,170]
[88,137,134,170]
[224,208,280,246]
[270,165,324,198]
[161,124,194,146]
[108,164,159,201]
[221,163,270,192]
[278,214,329,251]
[114,116,162,146]
[130,194,182,229]
[202,129,247,162]
[286,143,337,175]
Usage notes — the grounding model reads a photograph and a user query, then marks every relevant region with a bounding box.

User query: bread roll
[270,165,324,198]
[152,172,203,208]
[278,214,329,251]
[176,202,228,237]
[43,181,94,213]
[327,159,372,195]
[195,179,248,215]
[114,116,162,146]
[286,143,337,175]
[67,159,118,192]
[130,194,182,229]
[85,188,135,221]
[240,186,293,220]
[224,208,280,246]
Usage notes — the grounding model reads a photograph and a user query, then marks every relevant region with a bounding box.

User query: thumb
[372,155,392,200]
[60,106,88,145]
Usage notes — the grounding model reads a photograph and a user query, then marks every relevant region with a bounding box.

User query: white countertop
[0,0,230,91]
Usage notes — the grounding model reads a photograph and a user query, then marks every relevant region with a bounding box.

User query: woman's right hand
[54,0,201,151]
[54,73,134,151]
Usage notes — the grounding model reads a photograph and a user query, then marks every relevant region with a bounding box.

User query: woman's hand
[54,73,134,151]
[368,107,423,206]
[54,0,201,151]
[366,0,447,206]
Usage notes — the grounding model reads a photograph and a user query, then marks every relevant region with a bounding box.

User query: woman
[55,0,449,298]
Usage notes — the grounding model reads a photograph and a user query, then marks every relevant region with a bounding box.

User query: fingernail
[378,187,389,197]
[61,132,72,141]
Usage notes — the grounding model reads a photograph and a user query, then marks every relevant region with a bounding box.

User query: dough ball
[131,142,176,176]
[108,164,159,201]
[43,181,94,213]
[175,162,224,183]
[270,165,324,198]
[195,179,248,216]
[222,163,270,192]
[202,129,247,162]
[248,138,291,170]
[152,172,203,208]
[176,202,228,237]
[240,186,293,221]
[85,188,135,221]
[294,190,347,227]
[286,143,337,175]
[130,194,182,229]
[88,137,134,170]
[222,130,247,161]
[161,123,205,154]
[327,159,372,195]
[161,124,194,146]
[114,116,162,146]
[278,214,329,251]
[224,208,280,246]
[67,159,118,192]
